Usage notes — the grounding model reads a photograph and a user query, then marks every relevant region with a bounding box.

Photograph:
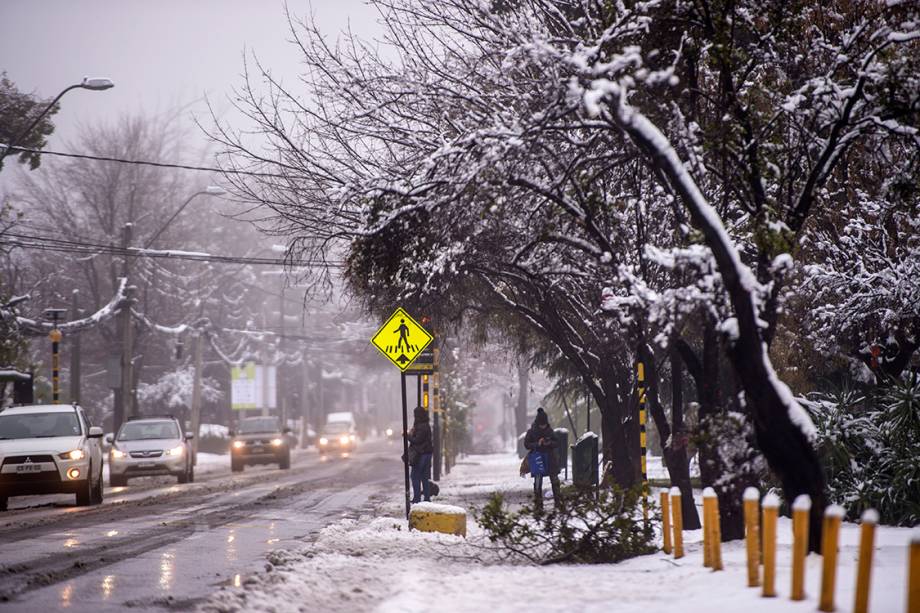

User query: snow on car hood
[0,436,84,456]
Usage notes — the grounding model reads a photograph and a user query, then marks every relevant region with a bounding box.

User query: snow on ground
[200,453,915,613]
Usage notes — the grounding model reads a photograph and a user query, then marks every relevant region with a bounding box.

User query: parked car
[108,415,194,487]
[230,416,291,472]
[317,420,358,456]
[0,404,104,511]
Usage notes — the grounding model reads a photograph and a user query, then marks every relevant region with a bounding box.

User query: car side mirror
[105,433,114,444]
[185,433,195,440]
[283,427,292,434]
[88,426,104,438]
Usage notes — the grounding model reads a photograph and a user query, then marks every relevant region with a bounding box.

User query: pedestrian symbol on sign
[371,308,433,371]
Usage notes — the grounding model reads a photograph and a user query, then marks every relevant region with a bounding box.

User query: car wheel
[231,458,244,473]
[187,464,195,483]
[75,476,92,507]
[109,474,127,488]
[280,453,291,470]
[91,469,104,504]
[0,495,7,512]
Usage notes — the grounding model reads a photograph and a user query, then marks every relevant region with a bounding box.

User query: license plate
[138,462,156,469]
[15,464,42,473]
[251,446,264,453]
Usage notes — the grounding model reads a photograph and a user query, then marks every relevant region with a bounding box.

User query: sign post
[371,308,434,519]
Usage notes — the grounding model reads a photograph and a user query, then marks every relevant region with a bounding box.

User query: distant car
[108,416,194,487]
[230,416,291,472]
[317,420,357,456]
[0,404,105,511]
[384,422,401,441]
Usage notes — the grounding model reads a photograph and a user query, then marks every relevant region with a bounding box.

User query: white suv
[107,416,193,486]
[0,404,105,511]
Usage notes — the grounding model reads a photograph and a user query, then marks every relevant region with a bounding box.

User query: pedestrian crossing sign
[371,308,433,371]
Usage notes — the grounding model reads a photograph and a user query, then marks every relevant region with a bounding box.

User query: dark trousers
[411,452,433,503]
[534,473,561,509]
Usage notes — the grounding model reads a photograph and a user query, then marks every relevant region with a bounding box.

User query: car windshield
[322,421,351,434]
[0,412,81,439]
[238,418,279,434]
[117,421,179,441]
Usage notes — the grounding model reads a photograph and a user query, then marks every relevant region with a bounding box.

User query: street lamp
[143,186,227,248]
[0,77,115,165]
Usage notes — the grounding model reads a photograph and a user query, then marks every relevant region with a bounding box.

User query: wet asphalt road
[0,439,402,612]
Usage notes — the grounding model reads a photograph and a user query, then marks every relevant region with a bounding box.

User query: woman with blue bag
[524,408,561,511]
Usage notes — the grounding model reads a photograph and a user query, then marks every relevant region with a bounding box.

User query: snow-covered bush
[804,377,920,526]
[475,486,656,565]
[136,367,223,412]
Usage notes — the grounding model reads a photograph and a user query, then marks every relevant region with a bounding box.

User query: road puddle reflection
[101,574,115,600]
[159,551,175,591]
[226,528,237,562]
[106,530,119,537]
[63,537,79,548]
[60,582,74,608]
[233,574,242,588]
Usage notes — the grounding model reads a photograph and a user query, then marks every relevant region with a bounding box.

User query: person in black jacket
[407,405,433,503]
[524,408,561,510]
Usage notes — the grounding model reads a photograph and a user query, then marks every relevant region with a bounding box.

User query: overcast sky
[0,0,381,186]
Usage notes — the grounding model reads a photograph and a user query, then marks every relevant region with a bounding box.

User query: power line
[3,144,291,179]
[2,232,344,268]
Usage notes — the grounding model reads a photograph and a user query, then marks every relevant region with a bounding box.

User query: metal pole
[115,223,134,430]
[190,332,203,465]
[70,291,81,405]
[416,374,422,409]
[586,389,590,433]
[401,372,411,520]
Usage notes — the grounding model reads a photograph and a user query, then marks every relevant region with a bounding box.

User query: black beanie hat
[414,406,429,422]
[535,407,548,426]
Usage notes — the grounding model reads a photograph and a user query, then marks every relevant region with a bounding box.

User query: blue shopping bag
[527,451,549,477]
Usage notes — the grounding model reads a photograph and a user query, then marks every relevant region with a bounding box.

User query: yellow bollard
[669,486,684,559]
[660,490,672,555]
[703,487,715,568]
[819,505,844,612]
[712,491,723,571]
[853,509,878,613]
[743,487,760,588]
[762,492,779,598]
[909,530,920,613]
[791,494,812,601]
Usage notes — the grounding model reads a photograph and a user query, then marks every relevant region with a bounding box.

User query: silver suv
[108,416,193,486]
[0,404,104,511]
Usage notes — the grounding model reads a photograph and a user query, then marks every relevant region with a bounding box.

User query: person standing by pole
[525,408,561,511]
[407,405,433,503]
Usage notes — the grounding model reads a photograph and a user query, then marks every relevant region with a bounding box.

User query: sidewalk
[200,453,915,613]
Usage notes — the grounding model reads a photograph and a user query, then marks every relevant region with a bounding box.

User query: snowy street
[0,440,400,611]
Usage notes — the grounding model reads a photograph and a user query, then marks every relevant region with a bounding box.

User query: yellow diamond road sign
[371,308,433,371]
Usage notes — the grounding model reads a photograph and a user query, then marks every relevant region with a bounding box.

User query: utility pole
[70,291,82,405]
[44,308,66,403]
[190,331,203,465]
[114,223,134,430]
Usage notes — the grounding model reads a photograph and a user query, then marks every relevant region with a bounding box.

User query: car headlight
[339,435,349,445]
[271,438,283,447]
[164,445,184,456]
[318,437,328,446]
[111,448,127,459]
[59,449,85,460]
[349,434,356,442]
[385,428,393,437]
[232,440,245,449]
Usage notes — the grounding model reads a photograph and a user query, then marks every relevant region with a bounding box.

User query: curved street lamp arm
[0,83,82,164]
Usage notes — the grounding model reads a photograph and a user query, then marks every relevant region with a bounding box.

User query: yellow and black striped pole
[637,360,648,521]
[49,328,63,404]
[433,345,442,480]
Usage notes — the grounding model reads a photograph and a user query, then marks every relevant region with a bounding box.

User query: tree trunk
[596,371,636,489]
[515,360,529,437]
[668,348,701,529]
